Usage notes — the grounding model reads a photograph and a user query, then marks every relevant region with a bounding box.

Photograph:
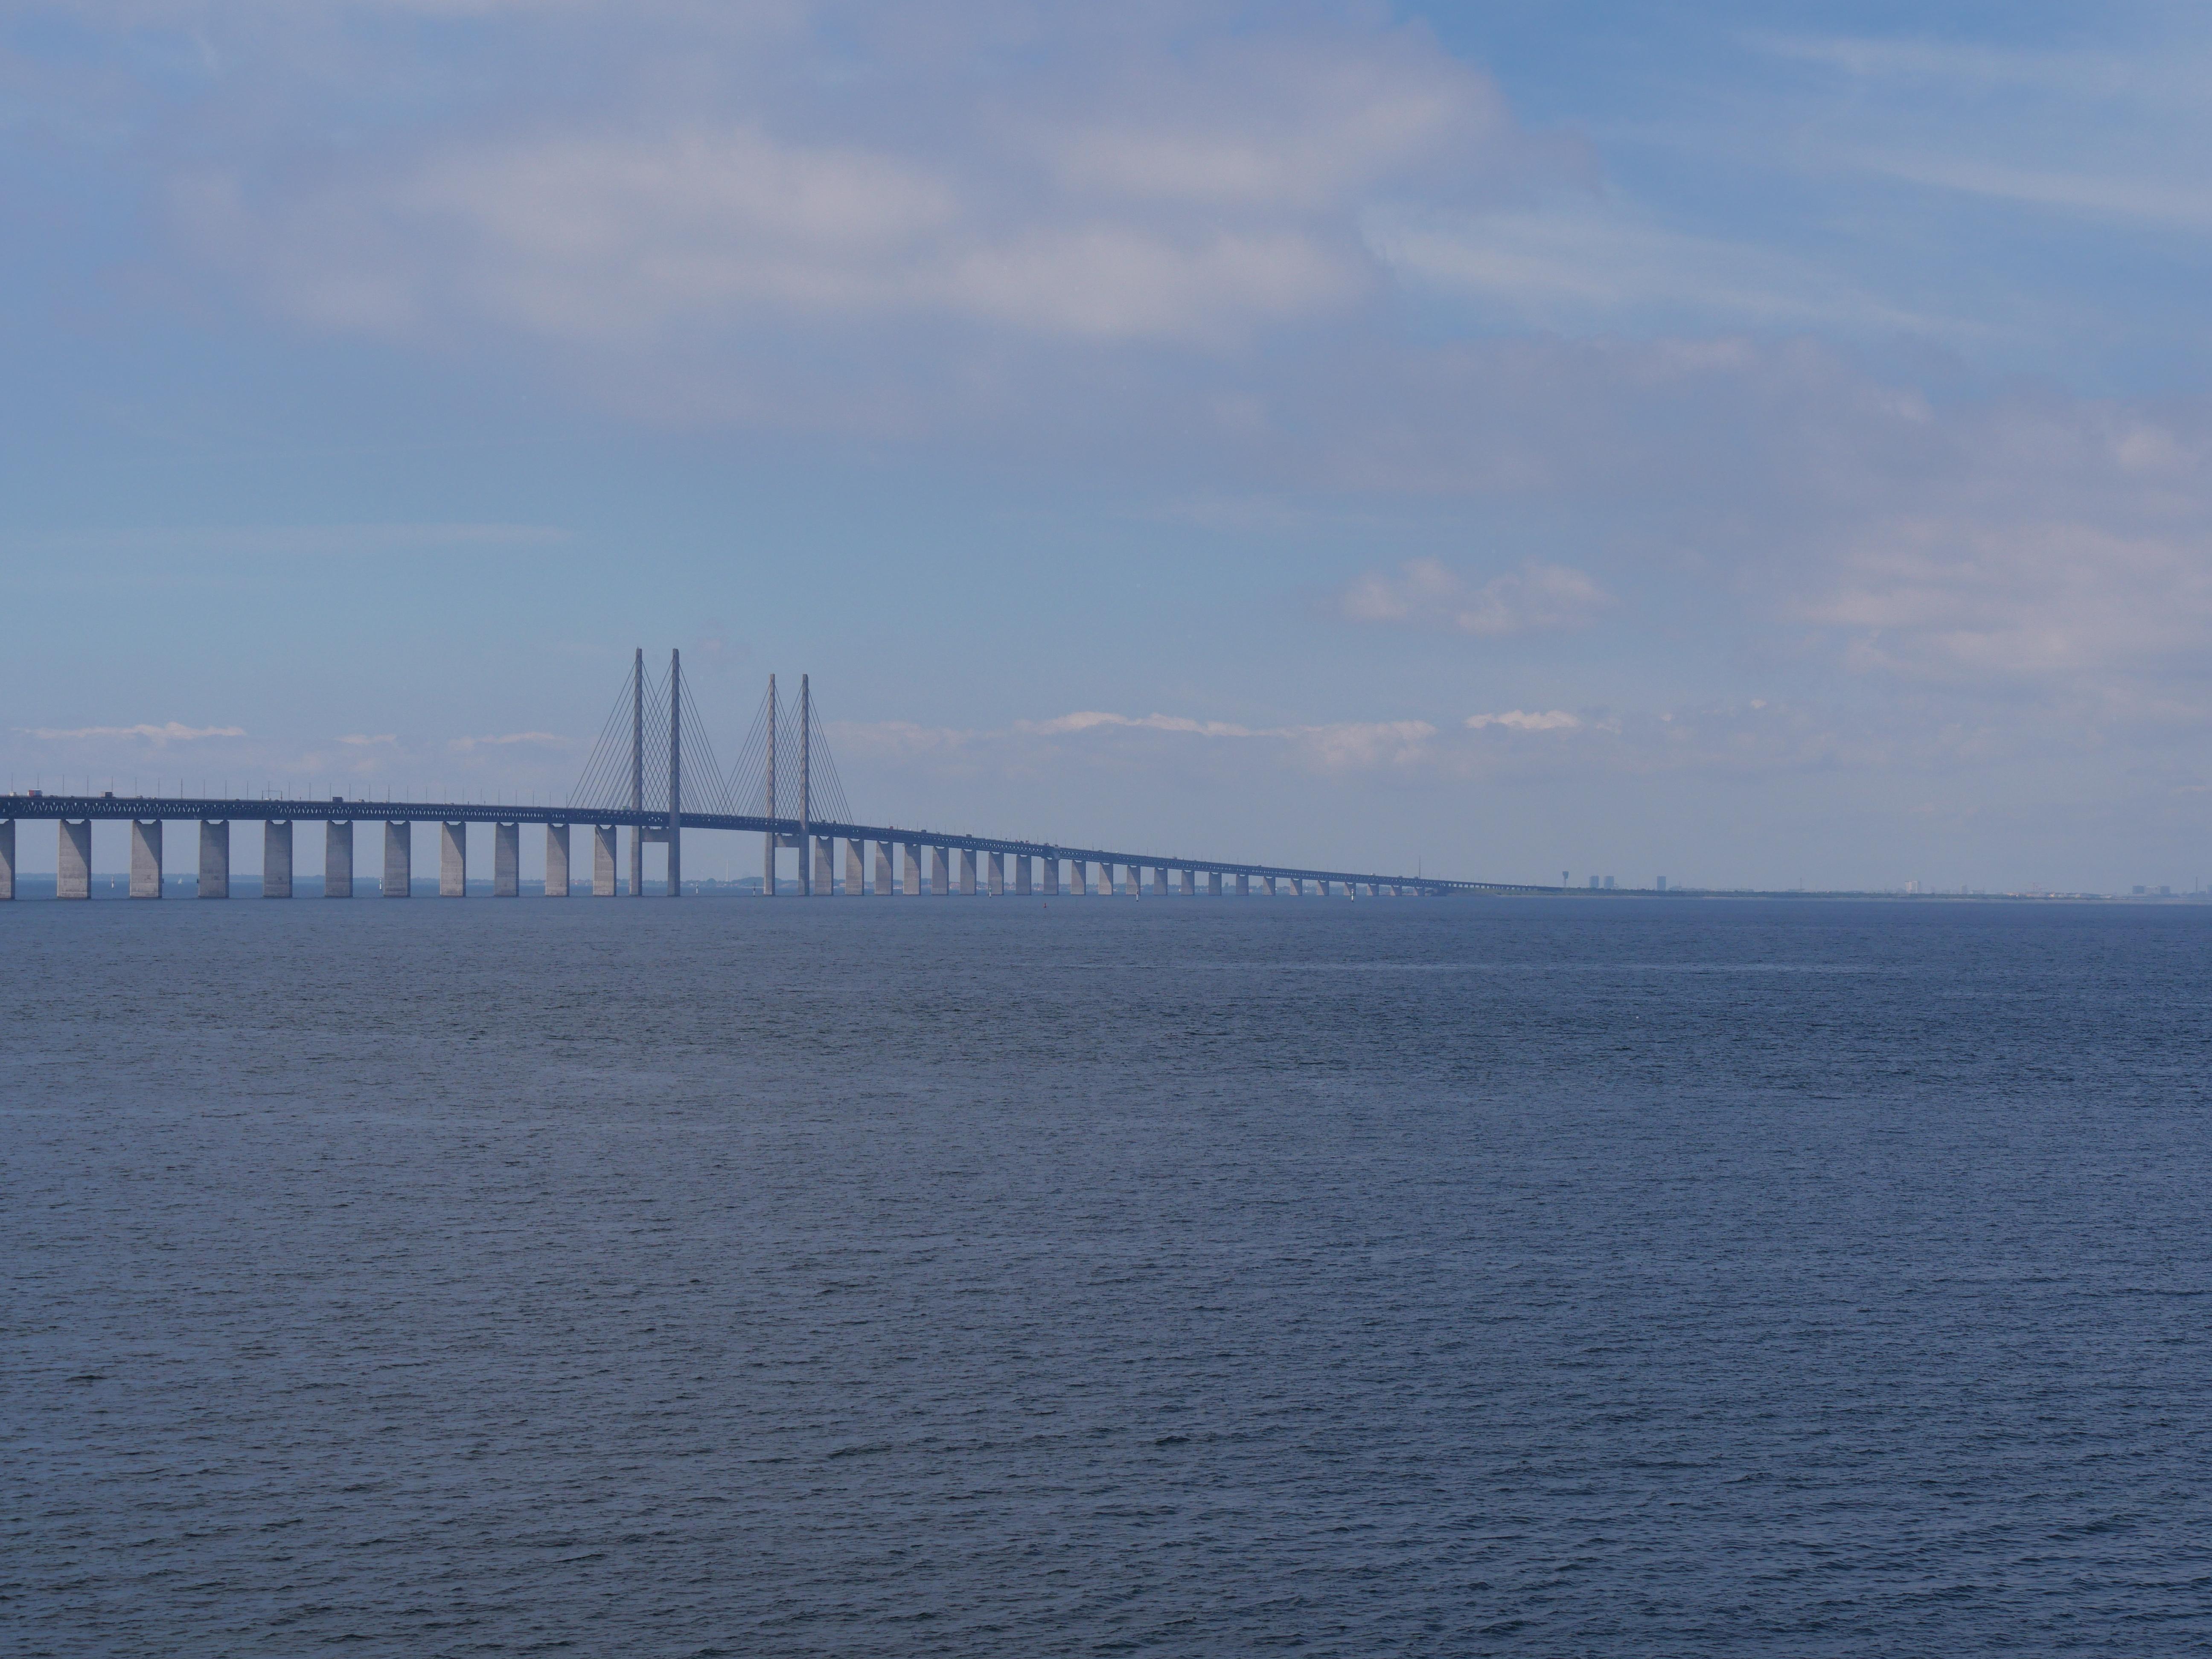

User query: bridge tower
[667,647,681,897]
[629,646,645,898]
[800,672,812,896]
[763,673,777,896]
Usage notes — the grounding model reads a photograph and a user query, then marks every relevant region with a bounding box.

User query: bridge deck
[0,793,1552,896]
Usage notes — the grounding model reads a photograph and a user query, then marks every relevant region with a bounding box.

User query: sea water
[7,897,2210,1654]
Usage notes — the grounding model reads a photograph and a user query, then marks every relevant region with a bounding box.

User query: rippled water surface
[8,896,2212,1655]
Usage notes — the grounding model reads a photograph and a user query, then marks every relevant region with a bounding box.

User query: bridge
[0,652,1549,902]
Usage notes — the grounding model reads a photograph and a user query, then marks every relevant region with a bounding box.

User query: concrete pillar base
[325,821,353,897]
[131,819,163,898]
[198,820,229,898]
[439,823,467,896]
[494,822,519,897]
[60,819,92,899]
[263,820,293,898]
[383,821,411,896]
[0,818,14,900]
[545,824,570,896]
[593,824,619,895]
[903,842,923,895]
[846,837,865,896]
[958,848,978,895]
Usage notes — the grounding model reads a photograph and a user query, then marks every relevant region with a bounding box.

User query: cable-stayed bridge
[0,651,1546,900]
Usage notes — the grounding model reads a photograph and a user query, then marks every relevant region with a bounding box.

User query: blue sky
[7,0,2212,890]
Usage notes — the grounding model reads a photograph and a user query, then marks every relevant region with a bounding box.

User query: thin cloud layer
[25,722,247,743]
[163,11,1564,349]
[1338,558,1609,637]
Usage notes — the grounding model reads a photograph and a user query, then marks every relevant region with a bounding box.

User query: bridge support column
[958,849,977,895]
[844,837,864,896]
[0,818,13,900]
[326,821,353,897]
[1208,871,1222,896]
[813,835,835,895]
[494,822,519,896]
[1236,873,1249,896]
[263,821,292,898]
[593,825,618,895]
[545,824,570,896]
[903,842,922,895]
[1014,855,1030,896]
[1067,859,1085,895]
[131,819,162,898]
[1042,858,1058,896]
[384,822,411,896]
[875,839,894,895]
[1179,868,1195,897]
[199,821,229,898]
[933,845,950,895]
[981,851,999,896]
[439,822,466,896]
[60,820,92,899]
[1152,865,1168,897]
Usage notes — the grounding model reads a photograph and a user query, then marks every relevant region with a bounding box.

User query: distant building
[1603,875,1615,890]
[1588,875,1600,889]
[1656,876,1667,891]
[2135,885,2147,895]
[1906,881,1919,894]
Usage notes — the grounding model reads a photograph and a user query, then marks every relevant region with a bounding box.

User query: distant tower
[763,673,777,896]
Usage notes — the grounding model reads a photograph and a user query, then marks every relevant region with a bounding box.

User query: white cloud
[1365,199,1944,334]
[1338,557,1609,636]
[339,733,398,745]
[1803,519,2212,683]
[1466,710,1582,731]
[447,731,565,751]
[161,12,1562,351]
[24,722,246,743]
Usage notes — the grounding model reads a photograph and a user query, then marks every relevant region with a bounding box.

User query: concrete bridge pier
[131,820,162,898]
[1179,869,1196,897]
[1014,856,1031,896]
[0,818,14,899]
[874,840,894,895]
[841,838,862,896]
[545,824,570,896]
[1236,873,1249,896]
[1152,865,1169,897]
[959,849,978,895]
[263,821,292,897]
[813,835,835,896]
[1068,859,1086,894]
[199,821,229,898]
[384,822,411,896]
[494,822,519,896]
[1208,871,1222,896]
[439,823,466,896]
[60,820,92,898]
[593,824,618,895]
[1042,858,1059,896]
[933,845,951,895]
[903,842,922,895]
[986,851,1004,896]
[326,821,353,897]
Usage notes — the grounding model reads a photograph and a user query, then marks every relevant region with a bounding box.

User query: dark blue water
[8,897,2211,1655]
